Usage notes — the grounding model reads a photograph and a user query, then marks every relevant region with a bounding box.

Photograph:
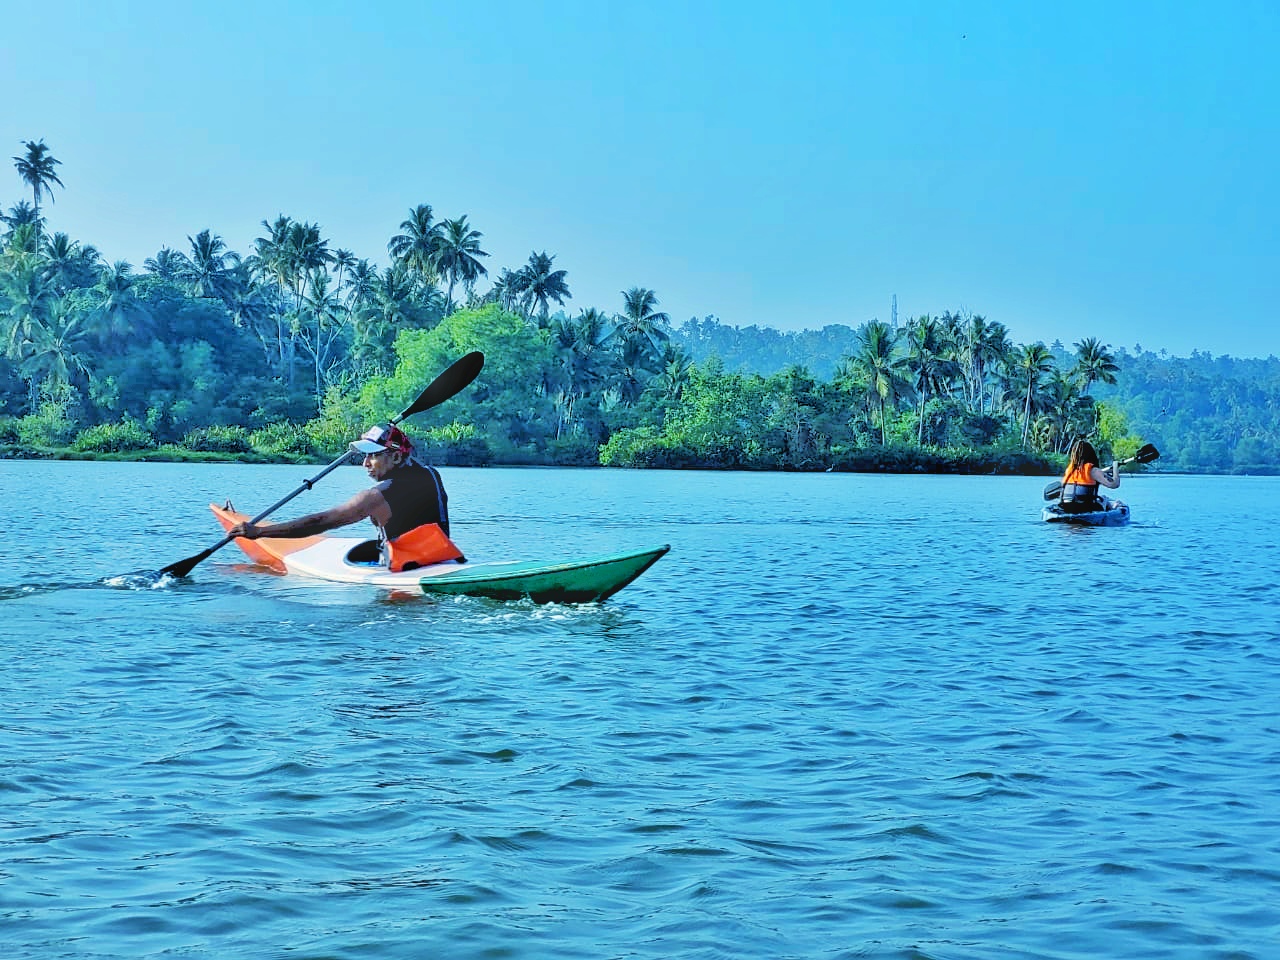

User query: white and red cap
[350,424,412,456]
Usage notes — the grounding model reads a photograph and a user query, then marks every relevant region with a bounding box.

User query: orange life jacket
[385,522,465,572]
[1061,462,1099,506]
[1063,462,1096,486]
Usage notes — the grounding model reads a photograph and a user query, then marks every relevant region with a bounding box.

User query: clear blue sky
[4,0,1277,358]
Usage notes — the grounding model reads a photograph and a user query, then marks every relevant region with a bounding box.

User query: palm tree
[550,307,612,398]
[19,297,94,408]
[42,232,102,292]
[849,320,913,444]
[250,215,294,295]
[1,200,43,240]
[653,342,694,402]
[297,271,347,402]
[246,215,296,373]
[2,222,40,259]
[143,247,186,282]
[606,287,671,394]
[93,260,152,344]
[1014,342,1056,447]
[388,204,442,285]
[615,336,656,403]
[379,264,420,324]
[283,220,332,305]
[1072,337,1119,395]
[223,276,273,348]
[2,257,55,362]
[517,251,571,322]
[904,315,958,444]
[1039,369,1085,452]
[959,314,1012,414]
[573,308,614,379]
[348,265,418,378]
[434,216,489,312]
[181,229,238,300]
[331,248,357,298]
[252,219,330,380]
[490,267,526,313]
[615,287,671,354]
[343,258,378,317]
[1071,337,1120,436]
[247,216,331,307]
[936,310,965,349]
[12,140,64,225]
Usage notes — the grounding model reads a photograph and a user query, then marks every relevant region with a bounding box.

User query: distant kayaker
[1059,439,1121,513]
[227,423,464,570]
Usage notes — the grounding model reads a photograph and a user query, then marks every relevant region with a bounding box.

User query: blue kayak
[1042,503,1130,526]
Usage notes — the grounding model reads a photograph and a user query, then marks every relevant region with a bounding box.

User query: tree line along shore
[6,138,1274,475]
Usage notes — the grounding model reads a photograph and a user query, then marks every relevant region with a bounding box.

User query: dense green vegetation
[3,140,1275,474]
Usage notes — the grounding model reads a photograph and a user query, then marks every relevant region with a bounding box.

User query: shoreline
[2,443,1054,473]
[5,448,1258,476]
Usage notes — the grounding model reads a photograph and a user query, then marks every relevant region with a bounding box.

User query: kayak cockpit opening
[342,539,469,571]
[345,539,382,567]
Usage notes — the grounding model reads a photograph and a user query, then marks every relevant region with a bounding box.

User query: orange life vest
[385,522,465,572]
[1060,462,1100,507]
[1062,462,1097,486]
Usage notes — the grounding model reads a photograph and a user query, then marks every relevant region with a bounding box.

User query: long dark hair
[1066,439,1099,473]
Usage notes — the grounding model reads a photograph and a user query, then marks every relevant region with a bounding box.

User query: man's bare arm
[231,489,389,539]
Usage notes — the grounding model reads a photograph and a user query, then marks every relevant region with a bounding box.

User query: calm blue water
[2,461,1277,959]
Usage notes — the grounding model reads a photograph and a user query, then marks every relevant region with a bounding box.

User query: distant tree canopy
[2,138,1275,473]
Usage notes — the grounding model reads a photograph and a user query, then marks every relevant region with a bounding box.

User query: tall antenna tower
[891,294,898,330]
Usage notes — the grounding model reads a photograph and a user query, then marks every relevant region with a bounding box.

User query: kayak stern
[1041,503,1131,526]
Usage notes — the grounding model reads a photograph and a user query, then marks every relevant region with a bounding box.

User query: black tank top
[375,463,450,540]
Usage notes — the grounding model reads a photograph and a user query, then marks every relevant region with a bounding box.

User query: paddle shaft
[163,453,355,576]
[159,351,484,577]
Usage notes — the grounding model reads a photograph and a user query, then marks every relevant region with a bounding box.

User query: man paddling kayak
[227,423,464,571]
[1058,438,1123,514]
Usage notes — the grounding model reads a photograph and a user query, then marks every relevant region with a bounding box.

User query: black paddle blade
[398,351,484,422]
[158,546,216,579]
[1043,481,1063,501]
[1134,443,1160,464]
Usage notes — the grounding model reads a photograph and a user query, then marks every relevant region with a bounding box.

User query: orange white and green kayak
[210,504,668,603]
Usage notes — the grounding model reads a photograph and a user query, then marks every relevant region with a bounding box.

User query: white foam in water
[100,571,178,590]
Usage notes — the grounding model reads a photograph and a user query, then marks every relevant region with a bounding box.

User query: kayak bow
[413,548,669,603]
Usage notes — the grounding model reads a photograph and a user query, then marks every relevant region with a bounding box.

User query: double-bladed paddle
[158,351,484,579]
[1042,442,1160,501]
